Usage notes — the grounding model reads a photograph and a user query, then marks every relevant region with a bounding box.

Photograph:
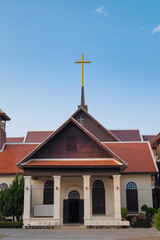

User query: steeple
[0,109,10,150]
[75,54,91,111]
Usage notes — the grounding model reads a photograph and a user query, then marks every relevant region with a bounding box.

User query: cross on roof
[75,54,91,87]
[78,116,84,126]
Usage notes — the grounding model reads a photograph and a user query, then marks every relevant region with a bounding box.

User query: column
[83,175,91,221]
[53,176,61,220]
[23,176,31,219]
[113,175,121,219]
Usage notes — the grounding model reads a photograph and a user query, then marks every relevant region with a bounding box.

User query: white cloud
[96,6,108,17]
[152,25,160,34]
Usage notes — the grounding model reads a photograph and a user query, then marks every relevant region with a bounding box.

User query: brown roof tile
[142,135,155,142]
[25,131,54,143]
[24,160,120,167]
[110,130,142,141]
[6,137,24,143]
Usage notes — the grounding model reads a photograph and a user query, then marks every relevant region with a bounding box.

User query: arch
[0,183,8,191]
[126,181,138,212]
[68,190,80,199]
[92,180,105,214]
[64,186,83,199]
[126,182,137,190]
[93,180,104,189]
[43,180,54,204]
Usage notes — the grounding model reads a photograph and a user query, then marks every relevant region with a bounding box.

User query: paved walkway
[0,227,160,240]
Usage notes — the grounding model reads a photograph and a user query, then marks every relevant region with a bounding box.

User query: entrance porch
[23,175,129,228]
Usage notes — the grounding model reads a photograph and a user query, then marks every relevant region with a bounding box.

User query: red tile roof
[6,137,24,143]
[103,142,157,173]
[24,160,121,167]
[142,135,155,142]
[25,131,54,143]
[0,144,38,174]
[110,130,142,141]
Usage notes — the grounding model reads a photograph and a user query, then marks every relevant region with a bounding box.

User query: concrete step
[61,224,86,229]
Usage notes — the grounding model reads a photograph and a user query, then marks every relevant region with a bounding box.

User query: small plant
[121,208,128,220]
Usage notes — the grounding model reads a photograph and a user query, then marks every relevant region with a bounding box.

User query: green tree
[0,173,24,221]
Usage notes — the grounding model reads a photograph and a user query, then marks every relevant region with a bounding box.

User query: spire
[75,54,91,111]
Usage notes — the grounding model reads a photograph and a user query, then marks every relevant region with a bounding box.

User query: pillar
[113,175,121,219]
[53,176,61,221]
[83,175,91,221]
[23,176,31,219]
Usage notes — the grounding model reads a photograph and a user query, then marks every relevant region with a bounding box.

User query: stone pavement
[0,227,160,240]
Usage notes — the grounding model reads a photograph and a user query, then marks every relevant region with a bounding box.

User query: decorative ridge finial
[75,54,91,111]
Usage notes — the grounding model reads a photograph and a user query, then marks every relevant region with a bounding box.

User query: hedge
[0,221,23,228]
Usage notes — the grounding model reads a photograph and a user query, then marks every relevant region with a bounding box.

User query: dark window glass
[92,180,105,214]
[67,136,76,151]
[93,180,104,189]
[126,182,138,212]
[126,182,137,190]
[68,190,80,199]
[44,180,54,204]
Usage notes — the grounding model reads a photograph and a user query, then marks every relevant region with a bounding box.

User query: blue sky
[0,0,160,137]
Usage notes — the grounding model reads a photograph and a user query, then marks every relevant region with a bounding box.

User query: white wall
[121,174,153,212]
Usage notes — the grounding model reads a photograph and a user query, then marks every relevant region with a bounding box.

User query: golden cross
[75,54,91,87]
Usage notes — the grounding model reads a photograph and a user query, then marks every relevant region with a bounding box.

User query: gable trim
[17,117,127,168]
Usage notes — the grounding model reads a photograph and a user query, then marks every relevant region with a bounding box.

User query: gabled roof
[0,109,10,121]
[0,144,38,174]
[150,132,160,145]
[142,135,155,142]
[6,137,24,143]
[17,117,127,168]
[110,130,142,142]
[72,107,120,142]
[103,142,158,173]
[24,131,54,143]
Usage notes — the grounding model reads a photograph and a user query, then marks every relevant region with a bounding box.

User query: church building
[0,55,158,228]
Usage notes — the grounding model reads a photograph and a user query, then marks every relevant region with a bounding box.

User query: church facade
[0,55,158,228]
[0,100,157,228]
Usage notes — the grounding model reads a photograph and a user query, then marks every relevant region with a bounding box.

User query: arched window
[93,180,104,189]
[44,180,54,204]
[126,182,137,189]
[0,183,8,191]
[126,182,138,212]
[68,190,80,199]
[92,180,105,214]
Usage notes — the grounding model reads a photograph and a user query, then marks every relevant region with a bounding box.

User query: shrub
[146,207,157,221]
[155,208,160,230]
[0,221,23,228]
[121,208,128,220]
[131,214,151,228]
[141,204,157,222]
[141,204,149,212]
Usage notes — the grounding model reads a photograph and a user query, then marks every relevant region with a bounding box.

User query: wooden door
[63,200,69,223]
[126,189,138,212]
[79,199,84,223]
[92,188,105,214]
